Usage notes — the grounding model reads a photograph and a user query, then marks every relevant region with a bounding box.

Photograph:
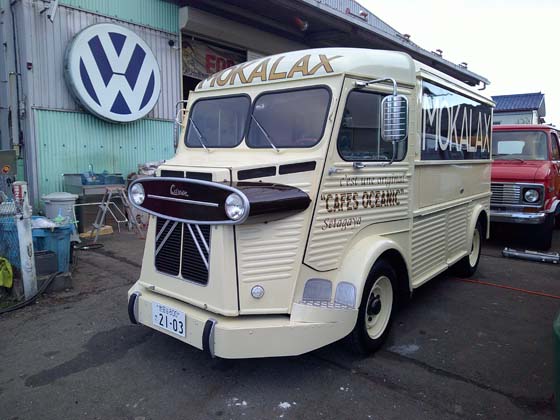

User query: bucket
[42,192,78,222]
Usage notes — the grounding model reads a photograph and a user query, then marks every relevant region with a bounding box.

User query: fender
[548,198,560,215]
[335,234,411,306]
[468,204,489,248]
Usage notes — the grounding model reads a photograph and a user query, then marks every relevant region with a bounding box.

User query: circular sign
[1,165,10,174]
[64,23,161,123]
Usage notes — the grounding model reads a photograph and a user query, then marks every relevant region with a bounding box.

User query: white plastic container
[42,192,78,221]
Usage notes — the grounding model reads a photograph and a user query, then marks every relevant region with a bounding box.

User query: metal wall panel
[34,109,174,196]
[60,0,179,33]
[26,2,180,121]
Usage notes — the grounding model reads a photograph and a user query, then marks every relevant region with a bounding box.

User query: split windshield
[185,96,250,148]
[185,87,331,149]
[492,131,548,161]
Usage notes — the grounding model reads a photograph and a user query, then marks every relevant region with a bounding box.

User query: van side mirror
[381,95,408,143]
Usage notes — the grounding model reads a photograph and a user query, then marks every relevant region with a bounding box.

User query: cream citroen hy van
[127,48,493,358]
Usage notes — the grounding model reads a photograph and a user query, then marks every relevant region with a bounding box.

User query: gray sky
[361,0,560,124]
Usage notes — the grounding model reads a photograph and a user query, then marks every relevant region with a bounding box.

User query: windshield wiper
[251,115,278,152]
[188,117,208,151]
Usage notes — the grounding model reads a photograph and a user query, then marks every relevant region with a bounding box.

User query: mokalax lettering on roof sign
[64,23,161,123]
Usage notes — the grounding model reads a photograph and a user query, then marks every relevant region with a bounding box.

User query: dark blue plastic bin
[32,224,73,274]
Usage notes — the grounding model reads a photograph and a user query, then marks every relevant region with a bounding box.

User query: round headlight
[225,193,246,221]
[130,183,145,205]
[523,188,539,203]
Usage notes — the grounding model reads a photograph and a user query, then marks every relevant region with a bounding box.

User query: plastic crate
[35,250,58,276]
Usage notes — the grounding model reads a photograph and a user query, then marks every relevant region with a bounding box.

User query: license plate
[152,302,185,337]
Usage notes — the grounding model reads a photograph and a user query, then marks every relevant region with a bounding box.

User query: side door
[304,77,413,272]
[550,131,560,203]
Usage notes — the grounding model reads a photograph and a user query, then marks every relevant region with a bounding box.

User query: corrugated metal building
[0,0,181,204]
[0,0,489,206]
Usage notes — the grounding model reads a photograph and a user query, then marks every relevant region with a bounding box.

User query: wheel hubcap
[365,276,393,340]
[367,296,382,316]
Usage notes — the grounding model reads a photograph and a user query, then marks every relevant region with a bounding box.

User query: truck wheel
[533,215,554,250]
[348,260,396,355]
[453,220,482,278]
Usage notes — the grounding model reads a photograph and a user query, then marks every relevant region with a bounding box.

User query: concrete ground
[0,224,558,420]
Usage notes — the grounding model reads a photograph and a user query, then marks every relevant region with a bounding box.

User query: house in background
[492,92,546,125]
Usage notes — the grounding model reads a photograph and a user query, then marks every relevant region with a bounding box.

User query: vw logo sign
[65,23,161,123]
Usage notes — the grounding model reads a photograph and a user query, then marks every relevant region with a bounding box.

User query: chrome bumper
[490,210,547,224]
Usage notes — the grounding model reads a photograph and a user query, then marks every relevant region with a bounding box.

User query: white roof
[195,47,492,104]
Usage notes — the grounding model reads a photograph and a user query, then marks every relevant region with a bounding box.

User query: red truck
[491,124,560,249]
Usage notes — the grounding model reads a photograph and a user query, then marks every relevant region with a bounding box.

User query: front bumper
[490,210,548,224]
[128,283,357,359]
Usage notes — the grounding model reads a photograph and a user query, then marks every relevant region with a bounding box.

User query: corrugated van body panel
[34,109,174,196]
[28,2,180,121]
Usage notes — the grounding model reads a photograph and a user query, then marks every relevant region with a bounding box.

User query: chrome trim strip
[155,221,179,256]
[128,177,251,225]
[195,224,210,253]
[147,194,219,208]
[155,219,170,243]
[490,210,547,224]
[186,224,209,270]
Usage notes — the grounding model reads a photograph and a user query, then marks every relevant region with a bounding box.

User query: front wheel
[348,260,397,355]
[453,220,483,277]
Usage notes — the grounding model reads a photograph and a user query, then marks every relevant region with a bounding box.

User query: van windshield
[185,87,331,149]
[246,87,331,148]
[492,131,548,160]
[186,95,250,148]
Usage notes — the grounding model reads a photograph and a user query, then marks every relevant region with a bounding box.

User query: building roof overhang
[169,0,489,88]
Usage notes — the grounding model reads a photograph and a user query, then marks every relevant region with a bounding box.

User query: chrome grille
[154,170,212,284]
[491,183,521,206]
[155,218,182,276]
[154,219,211,285]
[181,224,211,284]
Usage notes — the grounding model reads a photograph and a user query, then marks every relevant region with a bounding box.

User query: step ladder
[89,186,144,243]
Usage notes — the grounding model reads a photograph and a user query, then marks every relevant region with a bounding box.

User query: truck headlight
[130,183,145,205]
[523,188,539,203]
[225,193,246,221]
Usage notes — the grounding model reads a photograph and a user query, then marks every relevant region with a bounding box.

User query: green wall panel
[35,110,174,197]
[60,0,179,33]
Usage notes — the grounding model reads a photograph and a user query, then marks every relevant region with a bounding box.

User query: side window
[551,133,560,160]
[337,90,407,161]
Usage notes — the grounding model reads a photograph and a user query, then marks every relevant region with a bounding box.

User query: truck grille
[155,218,182,276]
[491,183,521,206]
[154,219,211,285]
